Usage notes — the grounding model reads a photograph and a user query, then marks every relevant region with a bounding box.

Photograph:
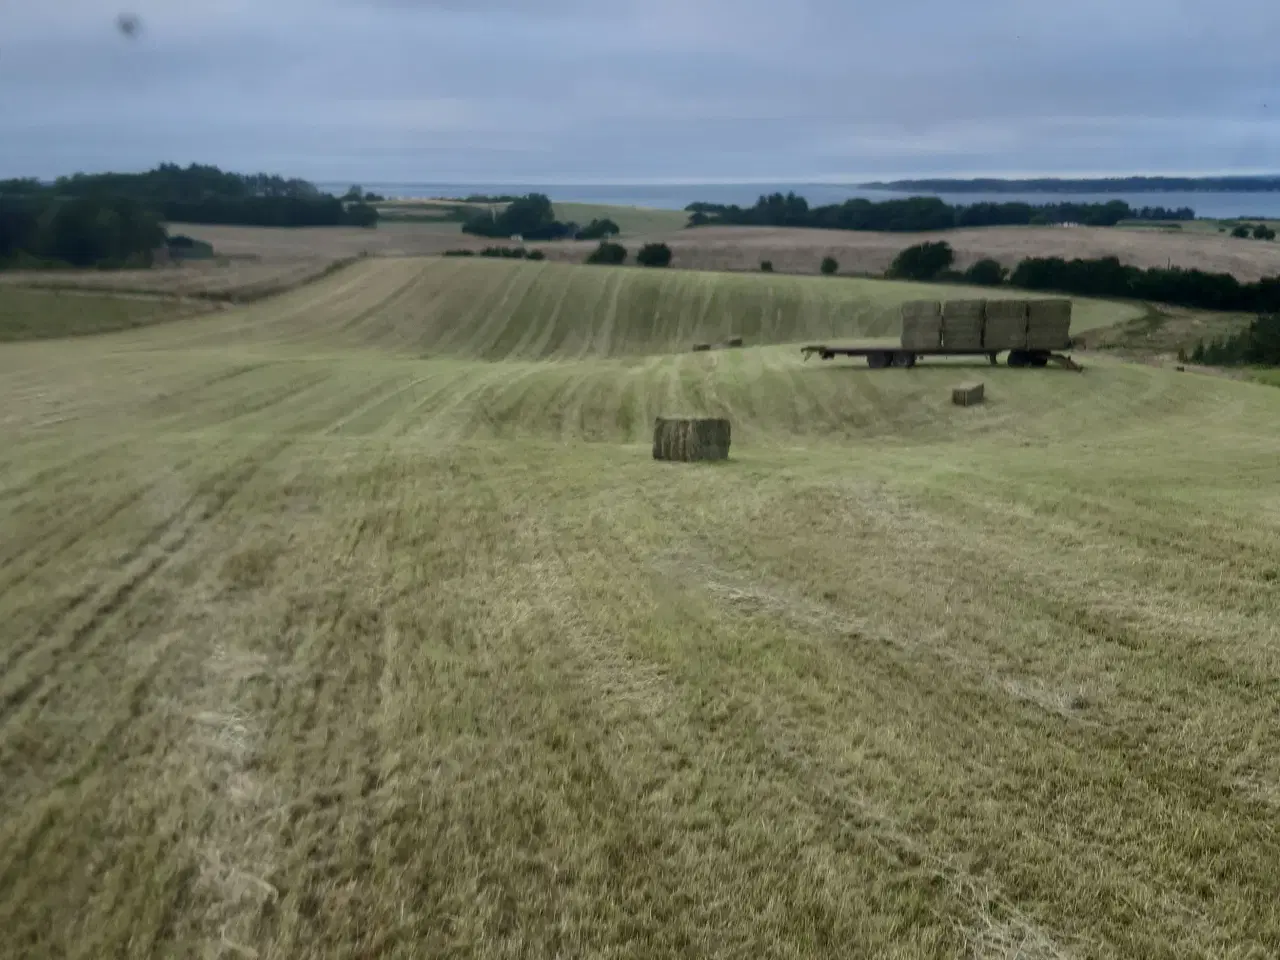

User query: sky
[2,0,1279,183]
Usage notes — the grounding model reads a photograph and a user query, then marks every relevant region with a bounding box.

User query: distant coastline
[860,176,1280,194]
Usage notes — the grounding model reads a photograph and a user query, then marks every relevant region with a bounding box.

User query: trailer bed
[801,344,1081,370]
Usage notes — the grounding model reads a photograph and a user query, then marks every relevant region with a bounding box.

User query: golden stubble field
[538,224,1280,279]
[3,257,1280,958]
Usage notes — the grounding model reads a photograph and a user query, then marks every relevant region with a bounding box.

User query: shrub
[1189,313,1280,365]
[1254,224,1276,240]
[527,250,546,261]
[963,257,1008,286]
[443,249,476,257]
[1232,225,1251,238]
[636,242,673,268]
[577,218,620,241]
[820,256,839,276]
[760,260,774,273]
[586,241,627,265]
[887,241,955,281]
[342,202,379,228]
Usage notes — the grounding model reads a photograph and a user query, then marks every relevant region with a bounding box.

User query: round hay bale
[653,417,731,462]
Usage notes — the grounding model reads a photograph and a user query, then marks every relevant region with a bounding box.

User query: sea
[319,182,1280,220]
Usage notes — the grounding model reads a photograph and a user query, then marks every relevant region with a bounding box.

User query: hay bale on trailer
[901,300,942,349]
[1027,299,1073,350]
[942,299,985,350]
[653,418,731,462]
[983,299,1030,350]
[952,382,985,407]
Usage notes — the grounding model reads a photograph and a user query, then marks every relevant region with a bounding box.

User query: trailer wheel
[892,351,916,368]
[867,351,890,369]
[1007,350,1029,368]
[988,352,1000,366]
[1029,353,1049,368]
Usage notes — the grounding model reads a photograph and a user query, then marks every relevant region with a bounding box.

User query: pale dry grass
[0,259,350,302]
[536,224,1280,281]
[1,260,1279,958]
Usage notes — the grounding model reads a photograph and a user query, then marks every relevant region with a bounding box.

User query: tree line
[1,163,379,233]
[886,239,1280,315]
[684,193,1174,232]
[0,194,166,269]
[460,194,622,242]
[0,163,384,269]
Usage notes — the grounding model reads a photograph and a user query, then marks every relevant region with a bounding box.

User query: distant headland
[860,176,1280,194]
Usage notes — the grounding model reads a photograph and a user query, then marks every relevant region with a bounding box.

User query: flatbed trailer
[800,344,1082,370]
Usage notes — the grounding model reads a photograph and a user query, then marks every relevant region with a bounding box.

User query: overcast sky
[2,0,1279,183]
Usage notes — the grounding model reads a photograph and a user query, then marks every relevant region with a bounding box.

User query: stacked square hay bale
[1027,299,1073,350]
[942,300,985,350]
[900,300,942,349]
[653,417,731,462]
[983,299,1030,351]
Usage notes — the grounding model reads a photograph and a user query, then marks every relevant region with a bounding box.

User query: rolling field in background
[542,223,1280,280]
[0,288,215,342]
[3,256,1280,958]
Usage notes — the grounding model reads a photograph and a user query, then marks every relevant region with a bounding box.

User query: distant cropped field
[0,258,351,303]
[6,257,1280,957]
[553,202,689,236]
[0,288,213,341]
[538,224,1280,280]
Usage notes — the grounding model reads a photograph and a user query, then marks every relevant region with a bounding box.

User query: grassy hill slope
[128,256,1141,359]
[2,258,1280,958]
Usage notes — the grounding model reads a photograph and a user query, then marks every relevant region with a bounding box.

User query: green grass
[131,257,1133,362]
[1117,218,1280,236]
[0,287,211,341]
[552,202,690,237]
[3,258,1280,958]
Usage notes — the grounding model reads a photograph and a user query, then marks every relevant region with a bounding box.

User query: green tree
[760,260,774,272]
[1254,223,1276,240]
[586,241,627,265]
[887,241,955,281]
[963,258,1007,286]
[342,203,379,228]
[820,256,839,276]
[1232,225,1251,238]
[577,218,620,241]
[636,242,673,268]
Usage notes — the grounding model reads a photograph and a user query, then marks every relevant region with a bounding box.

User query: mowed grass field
[0,288,214,342]
[3,257,1280,958]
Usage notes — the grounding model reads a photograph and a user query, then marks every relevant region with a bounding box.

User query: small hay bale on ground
[692,343,713,352]
[952,382,985,407]
[653,417,731,462]
[725,336,744,348]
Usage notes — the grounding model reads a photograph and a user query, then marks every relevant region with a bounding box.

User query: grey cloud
[2,0,1278,180]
